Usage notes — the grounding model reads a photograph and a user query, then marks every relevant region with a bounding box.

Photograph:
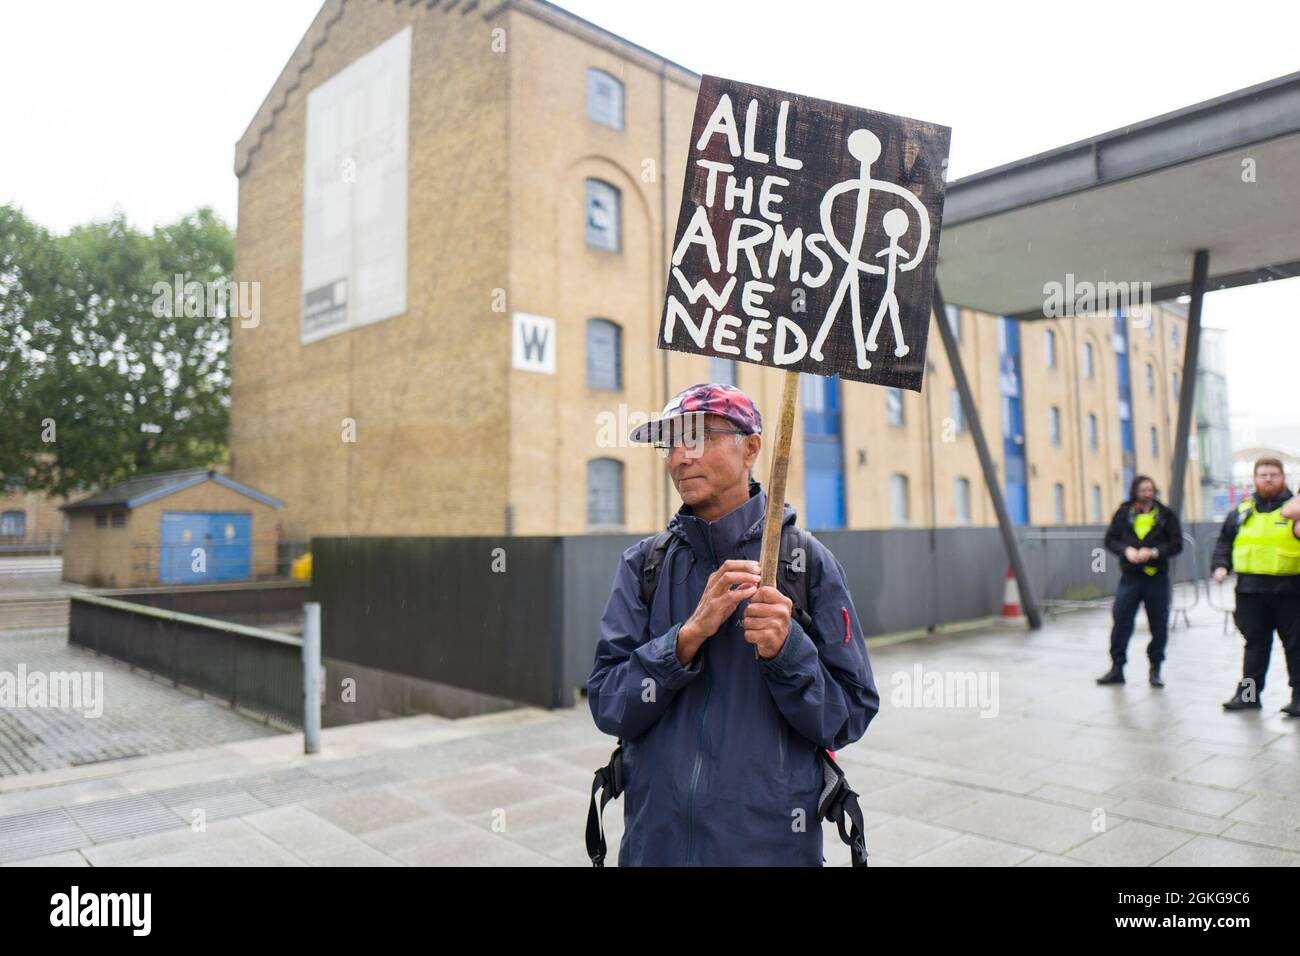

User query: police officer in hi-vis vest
[1213,457,1300,716]
[1097,475,1183,687]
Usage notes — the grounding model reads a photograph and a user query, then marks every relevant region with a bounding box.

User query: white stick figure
[865,208,910,357]
[810,129,931,370]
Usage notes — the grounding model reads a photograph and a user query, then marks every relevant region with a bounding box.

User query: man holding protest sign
[587,383,878,866]
[585,76,950,866]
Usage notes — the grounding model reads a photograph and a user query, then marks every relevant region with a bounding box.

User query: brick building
[61,469,282,588]
[0,485,67,547]
[229,0,1205,543]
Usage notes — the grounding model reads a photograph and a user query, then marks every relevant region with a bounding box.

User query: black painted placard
[659,75,951,391]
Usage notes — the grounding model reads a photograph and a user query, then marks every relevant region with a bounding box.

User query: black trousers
[1108,572,1170,666]
[1234,592,1300,693]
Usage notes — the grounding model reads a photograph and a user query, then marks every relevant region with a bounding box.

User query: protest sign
[659,75,951,391]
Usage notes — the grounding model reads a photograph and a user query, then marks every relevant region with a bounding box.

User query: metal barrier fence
[314,523,1226,710]
[109,580,309,629]
[0,542,62,555]
[1205,570,1240,633]
[1018,521,1222,612]
[69,592,304,727]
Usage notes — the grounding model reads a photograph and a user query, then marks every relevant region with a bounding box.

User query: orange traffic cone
[1000,566,1026,624]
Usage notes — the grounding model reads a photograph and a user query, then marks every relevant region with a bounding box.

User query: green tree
[0,204,233,496]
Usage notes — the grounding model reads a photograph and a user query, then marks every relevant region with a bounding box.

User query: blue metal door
[160,512,252,584]
[801,373,845,529]
[210,513,252,582]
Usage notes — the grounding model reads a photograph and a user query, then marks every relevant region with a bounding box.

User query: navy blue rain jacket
[587,480,879,866]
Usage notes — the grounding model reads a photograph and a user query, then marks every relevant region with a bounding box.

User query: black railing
[110,580,309,629]
[69,593,303,728]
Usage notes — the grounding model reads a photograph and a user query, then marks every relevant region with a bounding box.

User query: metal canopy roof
[936,71,1300,320]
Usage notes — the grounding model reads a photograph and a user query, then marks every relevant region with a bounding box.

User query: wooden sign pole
[755,369,801,659]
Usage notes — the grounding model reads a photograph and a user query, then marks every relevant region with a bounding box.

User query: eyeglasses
[653,426,748,460]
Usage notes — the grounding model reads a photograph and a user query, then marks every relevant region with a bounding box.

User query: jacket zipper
[683,519,770,865]
[686,663,710,865]
[686,536,726,867]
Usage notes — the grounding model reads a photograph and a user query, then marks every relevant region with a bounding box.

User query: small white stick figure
[865,207,911,358]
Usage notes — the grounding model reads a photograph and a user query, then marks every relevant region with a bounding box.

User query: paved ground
[2,580,1298,866]
[0,627,282,776]
[0,557,281,777]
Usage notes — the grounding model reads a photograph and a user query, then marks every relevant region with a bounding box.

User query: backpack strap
[585,744,624,867]
[638,531,675,609]
[778,525,815,632]
[816,747,869,867]
[642,525,811,624]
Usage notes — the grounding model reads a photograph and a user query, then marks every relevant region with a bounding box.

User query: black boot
[1223,682,1262,711]
[1096,664,1125,685]
[1149,663,1165,688]
[1281,693,1300,718]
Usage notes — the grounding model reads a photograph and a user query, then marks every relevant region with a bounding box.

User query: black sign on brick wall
[659,75,951,391]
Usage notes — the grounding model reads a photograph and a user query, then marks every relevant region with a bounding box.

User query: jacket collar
[668,478,796,563]
[1252,487,1293,509]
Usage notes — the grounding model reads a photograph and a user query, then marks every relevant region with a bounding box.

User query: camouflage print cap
[628,383,763,444]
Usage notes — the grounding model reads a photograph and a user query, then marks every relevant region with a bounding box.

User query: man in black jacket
[1097,476,1183,687]
[1213,457,1300,716]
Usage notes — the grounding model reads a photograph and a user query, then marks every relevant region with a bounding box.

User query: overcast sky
[3,0,1295,444]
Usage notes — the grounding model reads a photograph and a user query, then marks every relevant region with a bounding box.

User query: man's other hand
[743,585,793,661]
[678,560,760,663]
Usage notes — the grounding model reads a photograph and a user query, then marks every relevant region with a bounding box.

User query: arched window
[1045,328,1056,368]
[1053,483,1066,523]
[584,179,621,252]
[890,474,910,526]
[586,69,624,130]
[586,319,622,390]
[949,389,965,434]
[885,387,904,427]
[587,458,624,529]
[954,477,971,524]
